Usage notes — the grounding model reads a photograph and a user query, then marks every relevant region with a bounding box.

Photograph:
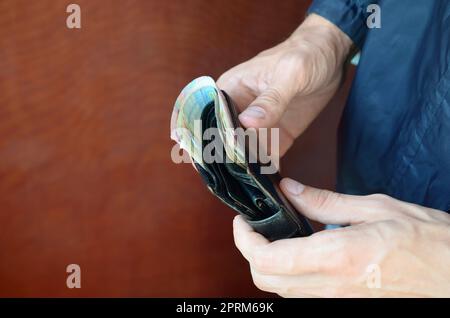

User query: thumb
[280,178,377,225]
[239,87,291,128]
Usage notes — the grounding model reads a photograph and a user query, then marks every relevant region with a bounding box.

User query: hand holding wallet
[171,76,313,241]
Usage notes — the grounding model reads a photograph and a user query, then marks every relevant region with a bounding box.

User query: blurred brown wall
[0,0,351,297]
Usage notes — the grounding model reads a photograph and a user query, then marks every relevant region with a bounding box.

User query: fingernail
[281,178,305,195]
[239,106,266,120]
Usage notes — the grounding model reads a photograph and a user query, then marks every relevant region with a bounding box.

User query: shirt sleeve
[307,0,376,48]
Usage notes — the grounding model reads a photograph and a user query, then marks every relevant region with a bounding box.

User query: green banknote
[170,76,246,169]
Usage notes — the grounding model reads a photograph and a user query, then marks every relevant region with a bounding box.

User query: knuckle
[216,73,232,87]
[364,193,397,212]
[260,87,286,113]
[251,273,273,293]
[366,193,393,205]
[252,245,295,275]
[315,234,350,273]
[280,253,297,275]
[264,87,283,103]
[364,193,407,219]
[252,278,270,292]
[250,248,273,273]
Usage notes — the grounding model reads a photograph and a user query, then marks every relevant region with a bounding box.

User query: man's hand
[217,14,352,156]
[233,178,450,297]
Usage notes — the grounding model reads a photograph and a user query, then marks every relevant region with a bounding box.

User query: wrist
[288,13,353,72]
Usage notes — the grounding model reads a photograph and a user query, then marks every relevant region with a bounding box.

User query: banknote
[170,76,216,166]
[171,76,246,169]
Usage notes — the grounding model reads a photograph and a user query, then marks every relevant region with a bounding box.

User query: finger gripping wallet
[194,90,313,241]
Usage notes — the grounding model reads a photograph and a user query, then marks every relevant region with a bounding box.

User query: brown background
[0,0,351,297]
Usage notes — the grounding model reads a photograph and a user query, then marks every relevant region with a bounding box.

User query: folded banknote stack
[170,76,312,241]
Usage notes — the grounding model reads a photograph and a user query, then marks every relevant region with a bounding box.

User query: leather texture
[195,91,313,241]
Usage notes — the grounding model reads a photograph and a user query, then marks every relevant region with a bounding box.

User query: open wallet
[170,76,313,241]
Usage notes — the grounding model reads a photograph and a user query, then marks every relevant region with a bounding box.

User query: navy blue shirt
[308,0,450,212]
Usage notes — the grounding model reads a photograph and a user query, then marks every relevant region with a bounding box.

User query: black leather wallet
[195,90,313,241]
